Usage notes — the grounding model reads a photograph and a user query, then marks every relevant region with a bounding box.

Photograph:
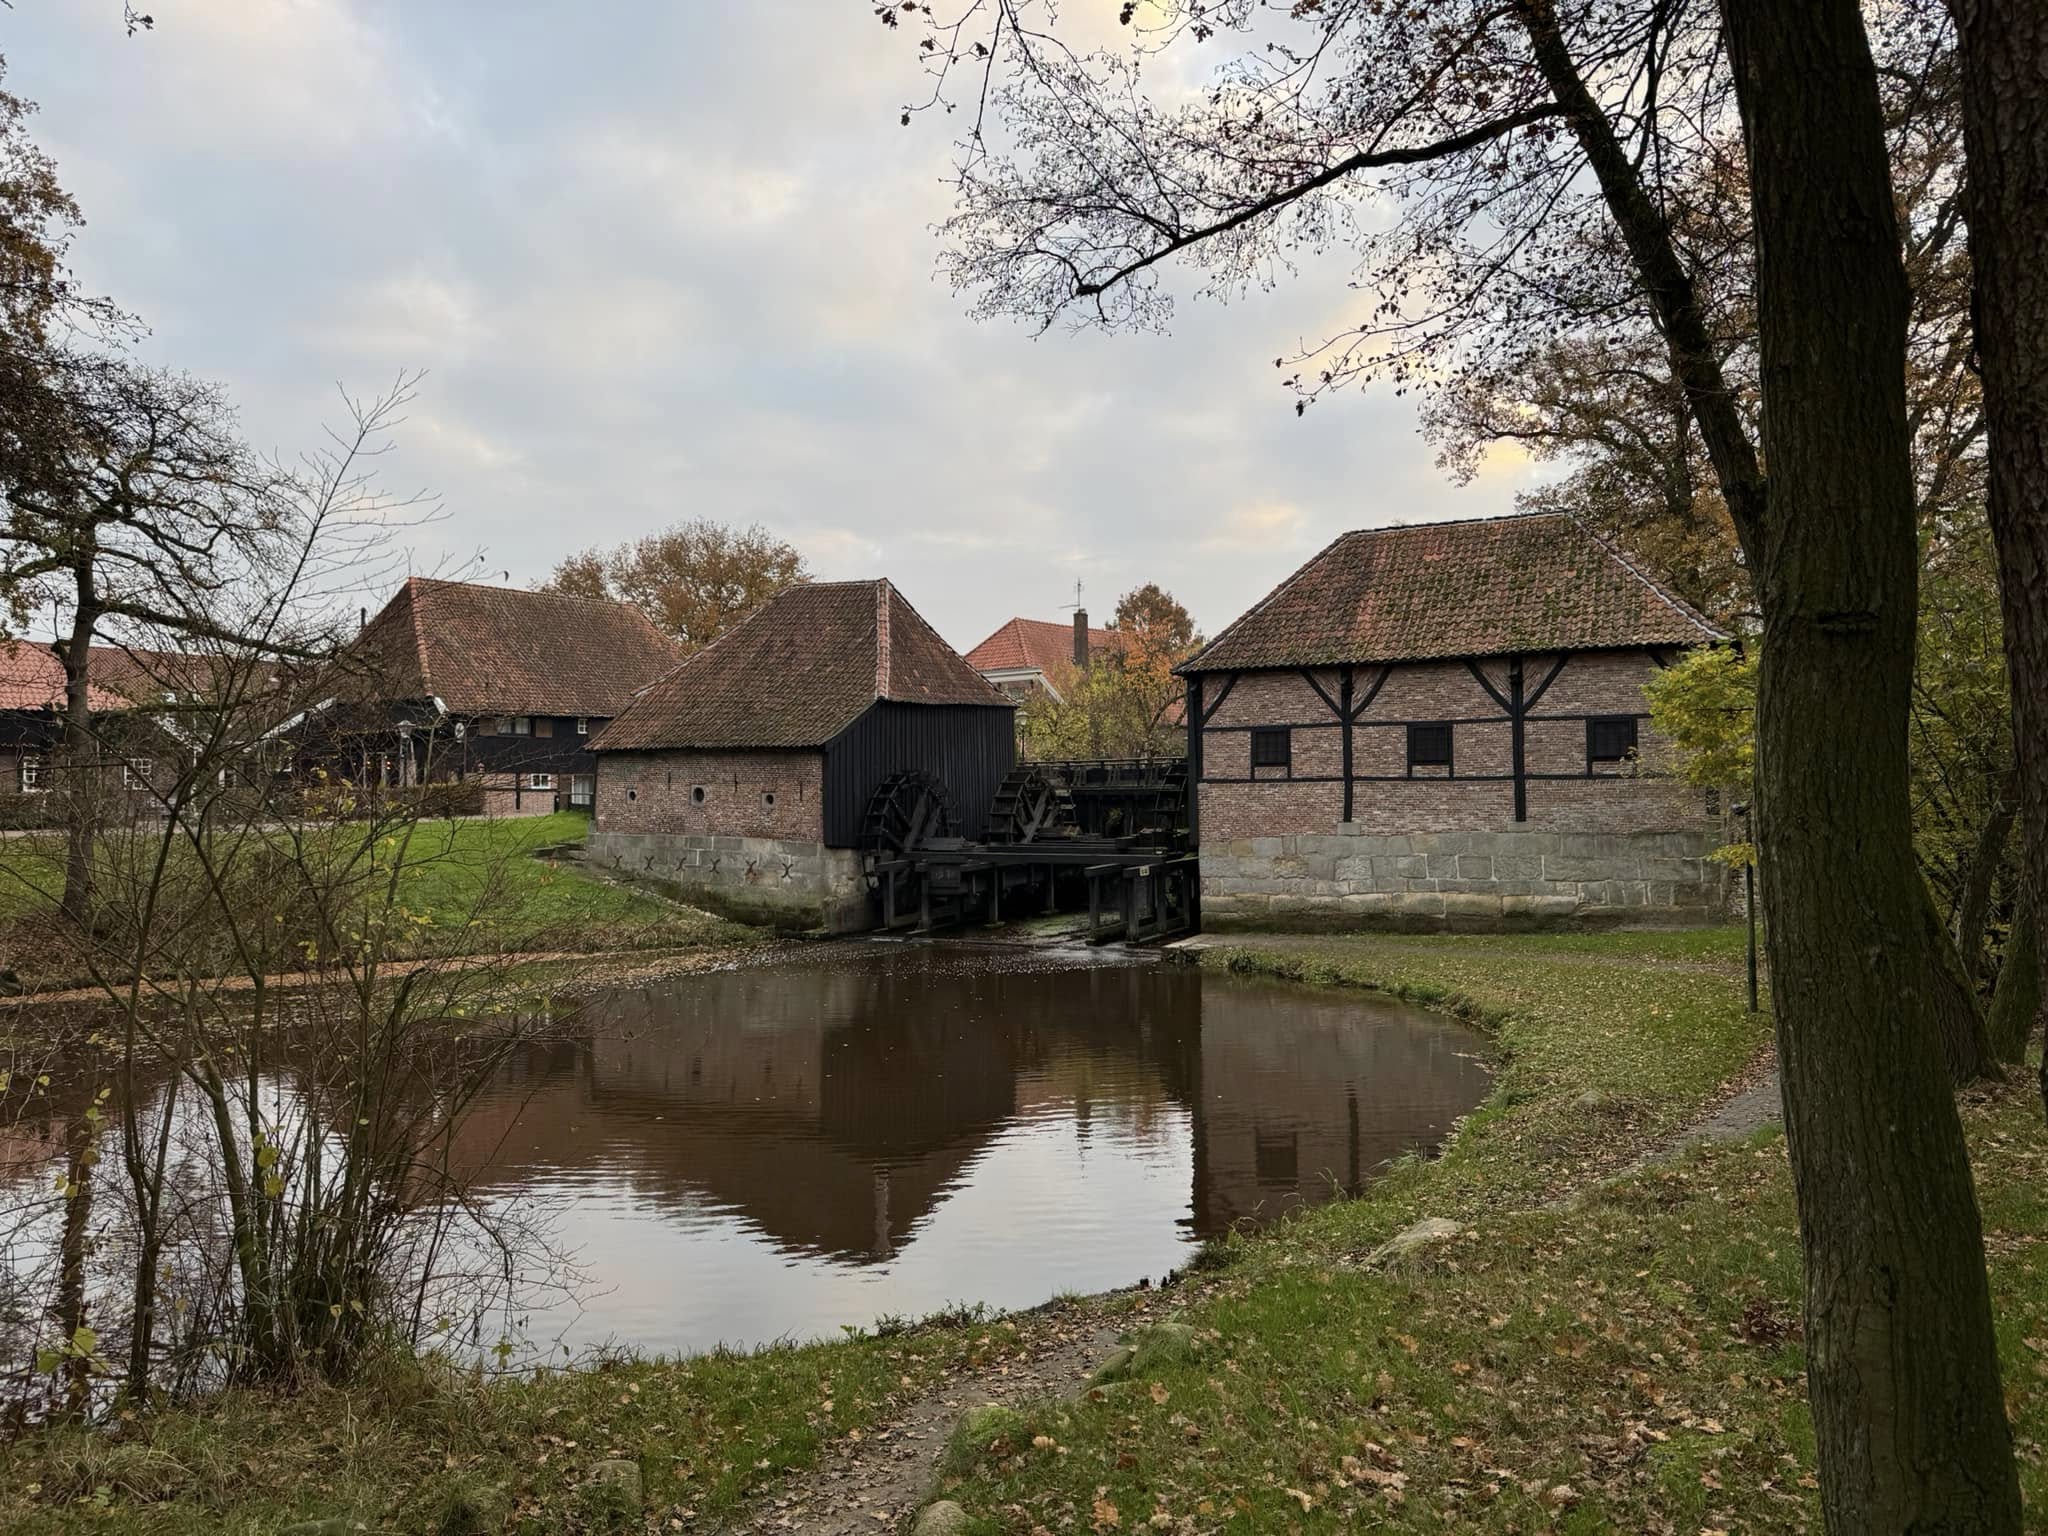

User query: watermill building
[587,579,1017,931]
[1179,512,1733,928]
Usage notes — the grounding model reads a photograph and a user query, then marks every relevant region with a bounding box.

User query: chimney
[1073,608,1090,669]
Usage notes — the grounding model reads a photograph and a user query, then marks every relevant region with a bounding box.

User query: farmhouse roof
[1179,512,1724,674]
[354,578,681,719]
[964,617,1124,676]
[591,579,1012,752]
[0,640,126,713]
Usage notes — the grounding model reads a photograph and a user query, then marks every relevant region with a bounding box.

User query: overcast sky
[6,1,1541,652]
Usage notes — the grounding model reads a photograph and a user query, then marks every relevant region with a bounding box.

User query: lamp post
[1733,800,1759,1013]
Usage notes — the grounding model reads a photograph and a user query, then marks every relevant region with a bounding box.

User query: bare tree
[0,357,295,924]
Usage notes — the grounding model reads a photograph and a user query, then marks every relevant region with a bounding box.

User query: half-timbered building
[311,578,681,815]
[587,579,1016,931]
[1178,512,1731,928]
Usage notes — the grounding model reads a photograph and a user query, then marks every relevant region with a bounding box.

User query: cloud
[5,2,1537,652]
[1200,500,1313,553]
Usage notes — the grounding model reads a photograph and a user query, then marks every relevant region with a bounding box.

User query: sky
[4,1,1541,652]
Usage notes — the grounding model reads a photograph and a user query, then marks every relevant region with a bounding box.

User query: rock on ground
[1366,1217,1464,1267]
[913,1499,972,1536]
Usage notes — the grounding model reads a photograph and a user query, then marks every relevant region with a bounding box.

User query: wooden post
[1339,665,1355,823]
[1508,657,1527,823]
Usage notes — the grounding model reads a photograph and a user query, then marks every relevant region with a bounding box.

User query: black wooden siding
[821,701,1016,847]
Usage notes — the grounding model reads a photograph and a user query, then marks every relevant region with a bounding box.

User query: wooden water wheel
[858,770,957,886]
[984,765,1078,845]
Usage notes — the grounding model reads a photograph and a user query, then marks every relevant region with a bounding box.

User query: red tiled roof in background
[354,578,682,719]
[592,580,1012,751]
[1180,512,1723,673]
[964,617,1124,677]
[0,641,126,713]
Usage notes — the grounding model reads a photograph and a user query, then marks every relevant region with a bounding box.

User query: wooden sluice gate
[859,758,1196,944]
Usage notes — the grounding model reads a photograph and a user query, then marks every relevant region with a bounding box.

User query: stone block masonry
[1199,826,1731,930]
[586,830,872,933]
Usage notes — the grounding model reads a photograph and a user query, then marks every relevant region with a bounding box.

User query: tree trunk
[56,561,101,927]
[1949,0,2048,1104]
[1717,1,2022,1528]
[1989,880,2041,1063]
[1922,877,1998,1084]
[52,1117,96,1421]
[1955,768,2019,988]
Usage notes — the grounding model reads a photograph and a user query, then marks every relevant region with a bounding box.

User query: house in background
[964,611,1122,702]
[1,641,128,810]
[1180,512,1730,929]
[322,577,682,815]
[588,579,1015,931]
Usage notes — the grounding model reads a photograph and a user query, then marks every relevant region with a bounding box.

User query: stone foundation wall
[1200,825,1731,930]
[585,830,870,933]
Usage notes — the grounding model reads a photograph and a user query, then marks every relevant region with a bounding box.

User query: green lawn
[0,813,753,989]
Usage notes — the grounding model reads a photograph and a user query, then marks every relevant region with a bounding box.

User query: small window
[761,791,777,810]
[122,760,153,790]
[526,772,555,790]
[626,787,637,802]
[1407,722,1453,770]
[1587,716,1639,766]
[534,717,554,738]
[690,785,707,805]
[19,756,49,793]
[506,716,532,736]
[1249,728,1291,770]
[575,717,590,736]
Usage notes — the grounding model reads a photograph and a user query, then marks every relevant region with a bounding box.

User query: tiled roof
[354,578,682,718]
[964,617,1123,676]
[0,640,126,713]
[592,580,1012,751]
[76,644,276,704]
[1180,512,1723,673]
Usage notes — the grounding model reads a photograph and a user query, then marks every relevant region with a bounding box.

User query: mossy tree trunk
[1718,0,2023,1527]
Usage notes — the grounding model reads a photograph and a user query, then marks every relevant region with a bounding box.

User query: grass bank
[0,813,757,993]
[923,932,2048,1532]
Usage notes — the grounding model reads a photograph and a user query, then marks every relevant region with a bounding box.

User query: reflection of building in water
[448,954,1198,1264]
[445,949,1488,1266]
[1184,979,1495,1235]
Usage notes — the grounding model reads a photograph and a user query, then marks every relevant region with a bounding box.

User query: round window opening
[762,791,777,809]
[626,788,637,801]
[690,785,707,805]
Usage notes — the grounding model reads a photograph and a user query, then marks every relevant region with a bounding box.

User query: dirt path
[715,1309,1126,1535]
[0,943,748,1011]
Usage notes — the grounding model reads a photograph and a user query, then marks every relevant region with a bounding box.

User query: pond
[452,942,1492,1359]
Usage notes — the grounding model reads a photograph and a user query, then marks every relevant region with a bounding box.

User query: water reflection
[451,943,1490,1356]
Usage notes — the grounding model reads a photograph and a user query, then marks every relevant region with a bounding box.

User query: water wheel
[859,770,956,886]
[984,765,1078,845]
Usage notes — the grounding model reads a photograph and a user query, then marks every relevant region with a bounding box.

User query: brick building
[319,578,681,814]
[588,579,1015,930]
[963,611,1121,701]
[2,641,130,816]
[1180,512,1731,928]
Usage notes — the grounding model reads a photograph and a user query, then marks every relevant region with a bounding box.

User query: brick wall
[1193,649,1726,927]
[594,750,826,841]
